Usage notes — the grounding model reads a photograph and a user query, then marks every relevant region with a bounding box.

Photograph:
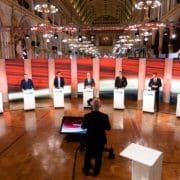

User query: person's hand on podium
[152,85,158,88]
[85,85,93,89]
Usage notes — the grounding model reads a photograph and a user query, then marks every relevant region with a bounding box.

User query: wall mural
[31,58,48,89]
[5,59,24,92]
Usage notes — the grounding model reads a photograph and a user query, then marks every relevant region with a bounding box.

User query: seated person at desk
[20,73,34,91]
[54,71,65,89]
[84,72,95,88]
[148,72,162,111]
[115,71,127,88]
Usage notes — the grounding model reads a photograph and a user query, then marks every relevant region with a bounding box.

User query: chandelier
[30,23,60,42]
[135,0,161,10]
[127,21,165,31]
[126,0,164,32]
[34,3,58,14]
[32,1,59,42]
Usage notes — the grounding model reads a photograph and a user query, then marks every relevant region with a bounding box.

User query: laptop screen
[60,116,87,134]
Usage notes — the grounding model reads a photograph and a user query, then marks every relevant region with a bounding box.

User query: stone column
[138,58,147,100]
[93,57,100,97]
[163,58,173,103]
[1,31,12,59]
[168,27,173,53]
[70,54,78,98]
[151,29,157,46]
[158,28,164,54]
[0,59,8,102]
[48,59,55,98]
[0,32,5,59]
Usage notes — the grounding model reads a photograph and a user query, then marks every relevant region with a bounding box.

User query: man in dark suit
[115,71,127,88]
[148,72,162,111]
[84,72,95,88]
[20,73,34,90]
[54,71,65,88]
[82,98,111,176]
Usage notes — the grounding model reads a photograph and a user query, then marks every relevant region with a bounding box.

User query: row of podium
[0,90,180,116]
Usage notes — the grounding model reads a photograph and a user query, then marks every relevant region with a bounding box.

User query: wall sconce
[25,34,30,39]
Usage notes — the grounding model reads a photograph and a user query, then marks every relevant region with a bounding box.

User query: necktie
[58,78,60,88]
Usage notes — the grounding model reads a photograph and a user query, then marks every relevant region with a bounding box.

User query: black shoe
[92,171,99,177]
[82,168,89,176]
[108,152,115,159]
[108,148,115,159]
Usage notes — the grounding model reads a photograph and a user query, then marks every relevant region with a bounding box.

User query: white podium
[176,94,180,117]
[113,88,125,109]
[53,88,64,108]
[83,88,93,107]
[120,143,163,180]
[0,92,3,113]
[142,90,155,113]
[23,89,35,110]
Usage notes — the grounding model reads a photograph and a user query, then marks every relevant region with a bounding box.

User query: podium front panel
[176,94,180,117]
[142,90,155,113]
[120,143,163,180]
[83,88,93,107]
[113,89,125,109]
[23,90,35,110]
[0,92,3,113]
[53,88,64,108]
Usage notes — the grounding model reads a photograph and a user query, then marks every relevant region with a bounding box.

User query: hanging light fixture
[33,0,59,42]
[34,2,58,14]
[135,0,161,10]
[126,0,164,32]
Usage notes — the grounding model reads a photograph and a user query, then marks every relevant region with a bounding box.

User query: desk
[23,89,35,110]
[120,143,163,180]
[142,90,155,113]
[53,88,64,108]
[83,88,93,107]
[113,88,125,109]
[0,92,3,113]
[176,94,180,117]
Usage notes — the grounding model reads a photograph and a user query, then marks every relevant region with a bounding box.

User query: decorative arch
[18,15,31,31]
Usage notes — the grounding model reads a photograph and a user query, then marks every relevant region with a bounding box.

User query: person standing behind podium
[84,72,95,88]
[148,72,162,111]
[54,71,65,89]
[20,73,34,91]
[115,71,127,88]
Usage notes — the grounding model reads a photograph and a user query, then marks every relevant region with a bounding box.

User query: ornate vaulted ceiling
[62,0,135,25]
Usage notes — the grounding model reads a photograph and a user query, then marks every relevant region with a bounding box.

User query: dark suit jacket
[54,77,65,88]
[82,111,111,146]
[115,76,127,88]
[148,78,162,91]
[84,78,95,88]
[20,79,34,90]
